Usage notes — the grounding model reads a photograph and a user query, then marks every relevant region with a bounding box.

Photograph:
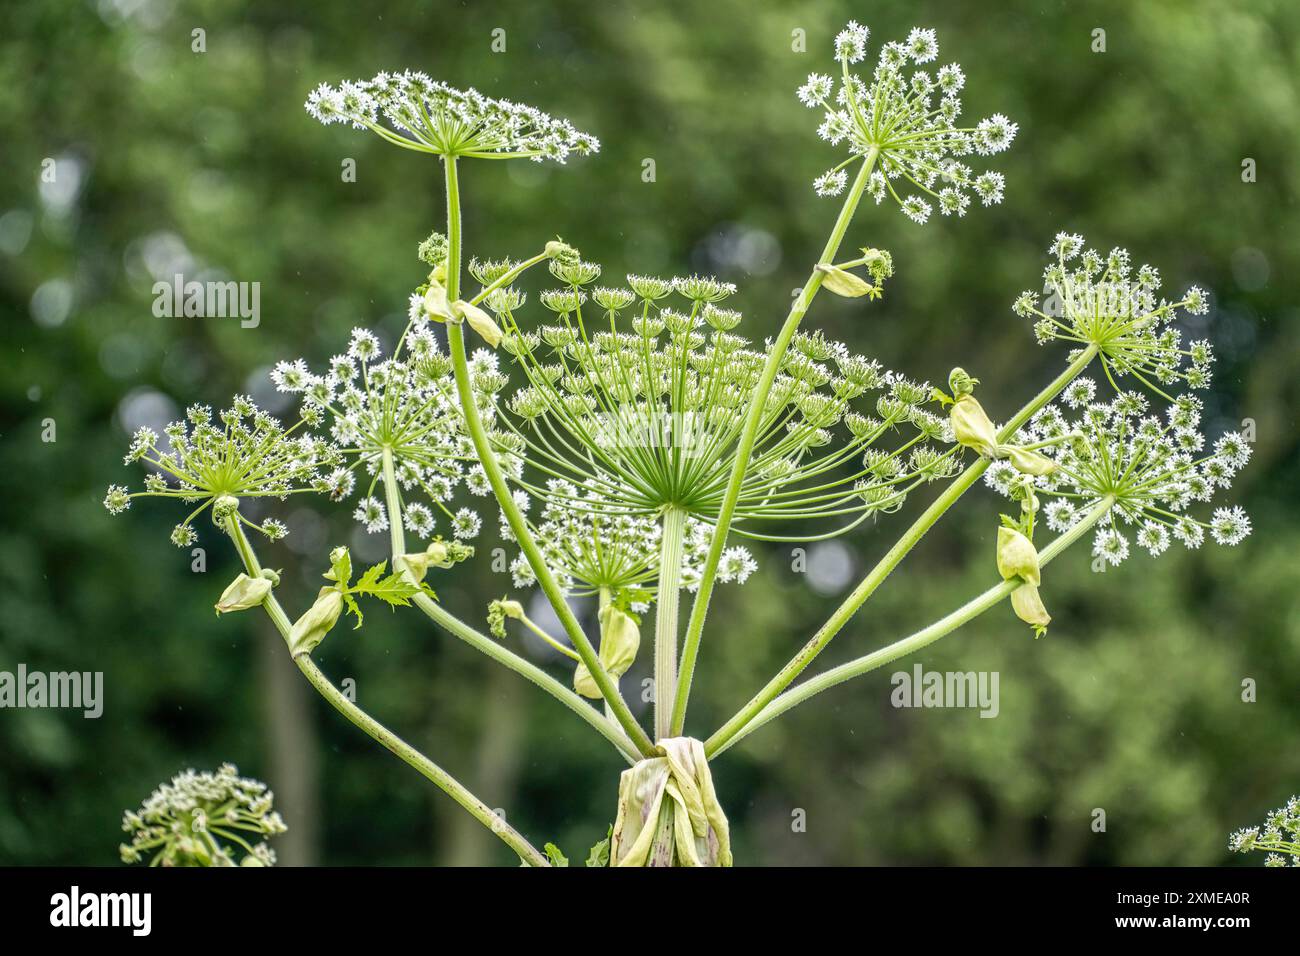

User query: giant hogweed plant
[108,22,1252,867]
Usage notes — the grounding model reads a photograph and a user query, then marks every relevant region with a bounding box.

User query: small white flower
[813,169,849,197]
[452,507,482,539]
[354,496,389,533]
[1136,520,1170,556]
[271,359,311,393]
[404,502,435,538]
[1092,527,1130,566]
[797,73,835,107]
[901,196,932,224]
[905,27,939,63]
[717,546,758,584]
[348,328,381,363]
[1209,505,1251,545]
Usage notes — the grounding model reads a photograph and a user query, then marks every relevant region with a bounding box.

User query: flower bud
[497,599,525,621]
[1001,444,1058,476]
[214,573,273,615]
[574,605,641,699]
[996,526,1041,586]
[398,540,467,582]
[815,263,875,298]
[950,394,1000,458]
[545,239,579,264]
[211,495,241,523]
[948,367,979,398]
[1010,583,1051,637]
[453,299,503,348]
[289,587,344,656]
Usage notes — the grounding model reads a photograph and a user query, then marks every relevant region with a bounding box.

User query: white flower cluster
[798,21,1015,221]
[490,261,957,536]
[1229,795,1300,867]
[120,764,286,867]
[306,70,599,162]
[1013,233,1213,396]
[987,389,1251,564]
[506,478,757,609]
[104,397,339,546]
[273,327,509,540]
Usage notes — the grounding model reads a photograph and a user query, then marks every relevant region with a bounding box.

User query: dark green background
[2,0,1296,865]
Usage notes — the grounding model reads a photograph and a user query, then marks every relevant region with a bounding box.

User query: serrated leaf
[349,564,427,609]
[585,827,612,867]
[343,592,363,629]
[355,560,387,590]
[544,842,569,867]
[326,547,352,588]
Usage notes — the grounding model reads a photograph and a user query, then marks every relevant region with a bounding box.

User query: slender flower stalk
[379,448,640,762]
[219,509,550,866]
[440,157,656,757]
[709,495,1116,756]
[669,151,878,735]
[654,507,687,738]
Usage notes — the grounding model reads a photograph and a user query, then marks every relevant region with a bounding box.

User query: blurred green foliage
[1,0,1297,865]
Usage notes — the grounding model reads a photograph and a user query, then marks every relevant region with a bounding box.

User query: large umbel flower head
[1230,795,1300,867]
[798,21,1015,222]
[987,389,1251,564]
[305,70,599,162]
[1013,233,1213,399]
[104,398,340,546]
[483,259,957,539]
[273,325,508,541]
[120,764,286,867]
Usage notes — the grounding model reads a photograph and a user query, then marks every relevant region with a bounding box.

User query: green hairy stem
[221,512,550,866]
[709,495,1116,756]
[440,156,656,757]
[379,447,640,763]
[670,149,879,735]
[707,343,1100,754]
[654,507,687,739]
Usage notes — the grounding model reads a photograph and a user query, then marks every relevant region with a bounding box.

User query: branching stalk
[379,447,639,763]
[220,512,550,866]
[707,343,1100,754]
[709,495,1115,756]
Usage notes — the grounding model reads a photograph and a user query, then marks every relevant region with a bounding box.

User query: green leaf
[343,592,363,629]
[325,546,352,588]
[355,560,386,590]
[585,827,612,867]
[544,842,569,867]
[349,562,428,609]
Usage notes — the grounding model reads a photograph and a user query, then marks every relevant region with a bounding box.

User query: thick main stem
[440,156,655,757]
[379,447,638,762]
[669,150,879,735]
[707,344,1100,755]
[654,507,687,740]
[709,495,1115,755]
[220,513,549,866]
